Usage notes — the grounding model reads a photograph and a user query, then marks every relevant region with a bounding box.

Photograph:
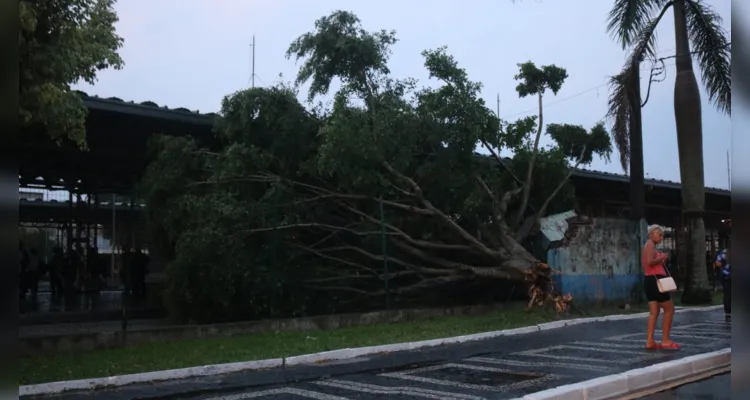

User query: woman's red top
[642,241,667,276]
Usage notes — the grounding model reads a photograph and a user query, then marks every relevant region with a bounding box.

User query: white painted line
[380,362,560,392]
[606,338,728,349]
[674,323,728,330]
[674,330,731,338]
[512,345,664,365]
[520,348,731,400]
[467,356,614,372]
[572,341,646,350]
[19,305,723,397]
[605,331,730,342]
[315,379,485,400]
[204,387,349,400]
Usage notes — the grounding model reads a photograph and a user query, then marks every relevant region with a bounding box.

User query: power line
[656,42,731,62]
[501,43,729,120]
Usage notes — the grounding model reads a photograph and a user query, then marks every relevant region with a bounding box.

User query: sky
[73,0,732,190]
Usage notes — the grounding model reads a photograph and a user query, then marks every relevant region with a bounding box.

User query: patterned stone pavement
[29,309,730,400]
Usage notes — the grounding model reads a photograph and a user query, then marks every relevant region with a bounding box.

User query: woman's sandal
[661,342,681,350]
[645,342,661,350]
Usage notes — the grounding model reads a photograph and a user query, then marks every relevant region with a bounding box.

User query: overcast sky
[74,0,732,190]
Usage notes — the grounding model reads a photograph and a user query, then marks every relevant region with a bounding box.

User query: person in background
[19,242,30,298]
[63,249,79,308]
[27,248,41,298]
[49,247,65,303]
[131,247,150,302]
[714,248,728,291]
[718,249,731,319]
[642,224,679,350]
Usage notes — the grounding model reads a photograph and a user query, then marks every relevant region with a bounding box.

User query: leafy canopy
[19,0,124,147]
[514,61,568,98]
[141,10,612,323]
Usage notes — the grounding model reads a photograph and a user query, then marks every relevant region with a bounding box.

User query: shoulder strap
[661,261,671,277]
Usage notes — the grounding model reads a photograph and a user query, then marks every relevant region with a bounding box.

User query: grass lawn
[19,296,722,385]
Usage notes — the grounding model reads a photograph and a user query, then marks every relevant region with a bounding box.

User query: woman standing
[643,225,679,350]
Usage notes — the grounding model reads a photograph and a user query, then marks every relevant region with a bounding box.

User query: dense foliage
[19,0,124,147]
[141,11,612,323]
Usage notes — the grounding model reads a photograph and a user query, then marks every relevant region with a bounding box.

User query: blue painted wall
[547,218,644,303]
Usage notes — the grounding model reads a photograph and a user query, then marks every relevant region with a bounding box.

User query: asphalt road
[640,373,730,400]
[28,309,730,400]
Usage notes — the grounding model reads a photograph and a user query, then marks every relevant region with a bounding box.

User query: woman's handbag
[656,260,677,293]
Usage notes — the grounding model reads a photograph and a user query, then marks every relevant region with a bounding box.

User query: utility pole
[726,150,731,189]
[496,94,500,118]
[251,35,256,88]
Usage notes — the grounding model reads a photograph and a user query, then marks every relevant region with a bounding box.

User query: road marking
[606,338,728,349]
[466,356,614,372]
[572,341,647,350]
[673,329,731,337]
[315,379,486,400]
[207,387,350,400]
[605,332,729,341]
[380,362,560,392]
[512,344,664,365]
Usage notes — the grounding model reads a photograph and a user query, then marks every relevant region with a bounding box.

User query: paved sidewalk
[25,309,730,400]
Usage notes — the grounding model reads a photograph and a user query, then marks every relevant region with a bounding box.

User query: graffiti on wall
[543,215,641,303]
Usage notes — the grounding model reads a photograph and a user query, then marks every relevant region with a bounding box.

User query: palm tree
[606,0,730,304]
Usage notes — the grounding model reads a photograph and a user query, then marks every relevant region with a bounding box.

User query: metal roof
[540,210,577,242]
[76,92,731,198]
[78,91,217,126]
[573,167,730,196]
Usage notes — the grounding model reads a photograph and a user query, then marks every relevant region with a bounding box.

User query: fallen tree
[140,11,612,323]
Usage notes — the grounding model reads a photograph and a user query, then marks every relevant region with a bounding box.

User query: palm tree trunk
[673,0,712,304]
[629,66,645,221]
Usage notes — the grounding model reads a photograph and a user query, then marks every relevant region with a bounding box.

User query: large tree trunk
[673,0,712,304]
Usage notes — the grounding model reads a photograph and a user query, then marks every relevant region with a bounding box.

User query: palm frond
[685,0,731,115]
[606,71,634,172]
[607,0,669,55]
[624,1,675,66]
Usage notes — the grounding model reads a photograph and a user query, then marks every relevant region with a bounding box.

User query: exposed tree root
[524,263,574,314]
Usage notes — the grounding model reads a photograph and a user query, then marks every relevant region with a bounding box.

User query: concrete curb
[520,347,731,400]
[19,304,722,397]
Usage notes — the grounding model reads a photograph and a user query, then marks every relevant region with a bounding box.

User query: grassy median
[20,296,721,385]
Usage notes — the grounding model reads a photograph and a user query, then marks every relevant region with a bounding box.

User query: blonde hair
[647,224,663,235]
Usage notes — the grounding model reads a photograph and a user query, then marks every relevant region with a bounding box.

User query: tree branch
[335,199,476,252]
[314,245,449,275]
[391,239,517,279]
[479,139,524,186]
[238,223,400,237]
[515,145,587,242]
[382,161,502,258]
[512,91,544,228]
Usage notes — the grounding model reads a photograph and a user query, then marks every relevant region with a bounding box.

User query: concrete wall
[548,218,643,303]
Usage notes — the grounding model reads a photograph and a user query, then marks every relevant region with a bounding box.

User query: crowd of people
[18,241,151,308]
